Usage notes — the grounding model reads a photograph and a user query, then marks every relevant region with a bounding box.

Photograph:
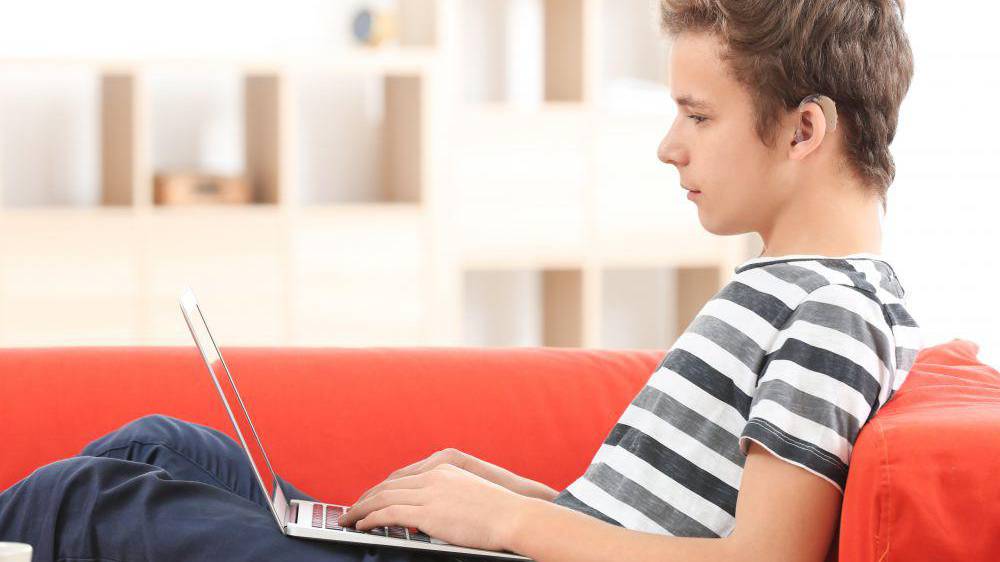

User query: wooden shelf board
[0,48,439,75]
[296,201,424,217]
[0,206,139,220]
[460,253,590,271]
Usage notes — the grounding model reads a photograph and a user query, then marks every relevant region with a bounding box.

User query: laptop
[179,288,532,561]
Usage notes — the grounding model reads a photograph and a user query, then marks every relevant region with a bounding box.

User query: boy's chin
[696,212,752,237]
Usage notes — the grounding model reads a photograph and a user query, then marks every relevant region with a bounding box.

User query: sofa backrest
[0,346,660,503]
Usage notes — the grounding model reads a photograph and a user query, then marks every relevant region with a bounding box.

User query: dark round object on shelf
[352,9,374,44]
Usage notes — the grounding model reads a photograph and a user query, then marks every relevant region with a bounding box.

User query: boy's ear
[788,103,828,160]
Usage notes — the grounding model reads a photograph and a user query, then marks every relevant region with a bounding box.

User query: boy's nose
[658,134,687,167]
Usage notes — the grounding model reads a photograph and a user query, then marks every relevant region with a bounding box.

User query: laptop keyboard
[311,504,434,543]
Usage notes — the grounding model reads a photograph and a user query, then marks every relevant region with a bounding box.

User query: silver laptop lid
[180,288,290,530]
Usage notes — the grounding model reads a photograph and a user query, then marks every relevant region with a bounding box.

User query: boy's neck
[757,178,883,259]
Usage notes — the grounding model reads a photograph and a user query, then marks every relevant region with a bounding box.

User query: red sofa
[2,341,998,561]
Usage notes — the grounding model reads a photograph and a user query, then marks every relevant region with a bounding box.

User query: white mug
[0,543,31,562]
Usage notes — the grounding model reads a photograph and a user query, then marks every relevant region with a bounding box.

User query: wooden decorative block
[153,173,252,206]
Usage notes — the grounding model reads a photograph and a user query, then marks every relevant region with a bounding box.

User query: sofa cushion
[0,346,660,502]
[839,339,1000,561]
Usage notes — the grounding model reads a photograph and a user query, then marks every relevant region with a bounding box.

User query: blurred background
[0,0,995,364]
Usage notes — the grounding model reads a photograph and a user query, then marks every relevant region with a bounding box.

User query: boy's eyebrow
[673,95,713,111]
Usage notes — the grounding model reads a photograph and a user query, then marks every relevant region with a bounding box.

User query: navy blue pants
[0,415,459,562]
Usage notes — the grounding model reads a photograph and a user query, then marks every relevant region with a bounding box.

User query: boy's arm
[469,455,559,501]
[504,441,842,562]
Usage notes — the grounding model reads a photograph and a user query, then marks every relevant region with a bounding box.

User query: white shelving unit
[0,0,758,349]
[444,0,758,348]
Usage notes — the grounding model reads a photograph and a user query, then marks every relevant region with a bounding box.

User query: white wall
[884,2,1000,366]
[0,0,366,59]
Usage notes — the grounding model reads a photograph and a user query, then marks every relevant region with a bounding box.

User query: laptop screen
[180,289,279,506]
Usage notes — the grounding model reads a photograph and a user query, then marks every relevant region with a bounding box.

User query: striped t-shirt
[552,253,923,538]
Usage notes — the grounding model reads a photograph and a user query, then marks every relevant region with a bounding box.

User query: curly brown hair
[660,0,913,210]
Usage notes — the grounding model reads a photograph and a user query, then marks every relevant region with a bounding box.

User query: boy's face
[658,32,792,236]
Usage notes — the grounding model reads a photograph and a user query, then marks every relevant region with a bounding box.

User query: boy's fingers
[354,505,423,532]
[387,458,424,480]
[345,488,422,524]
[360,455,447,503]
[355,468,432,505]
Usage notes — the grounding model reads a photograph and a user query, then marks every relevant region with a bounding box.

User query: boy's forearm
[503,497,743,562]
[520,482,559,501]
[466,457,558,501]
[504,474,558,501]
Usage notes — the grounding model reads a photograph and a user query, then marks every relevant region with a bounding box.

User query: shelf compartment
[599,265,733,351]
[289,206,428,346]
[102,72,145,206]
[142,210,289,345]
[462,268,585,347]
[0,67,101,208]
[245,72,288,205]
[0,210,141,345]
[454,0,595,105]
[143,67,274,207]
[600,268,676,350]
[293,71,426,205]
[543,0,594,102]
[451,106,590,262]
[0,296,143,347]
[599,0,670,90]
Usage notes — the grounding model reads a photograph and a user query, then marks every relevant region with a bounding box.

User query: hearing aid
[793,94,838,143]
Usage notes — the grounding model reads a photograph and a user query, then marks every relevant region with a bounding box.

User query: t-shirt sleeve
[738,283,897,493]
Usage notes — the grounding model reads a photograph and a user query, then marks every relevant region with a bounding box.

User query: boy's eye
[687,115,708,124]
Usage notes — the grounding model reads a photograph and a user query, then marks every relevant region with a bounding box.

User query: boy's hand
[340,463,529,553]
[353,448,472,504]
[354,448,558,505]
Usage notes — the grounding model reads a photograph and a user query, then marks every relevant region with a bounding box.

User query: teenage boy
[0,1,919,561]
